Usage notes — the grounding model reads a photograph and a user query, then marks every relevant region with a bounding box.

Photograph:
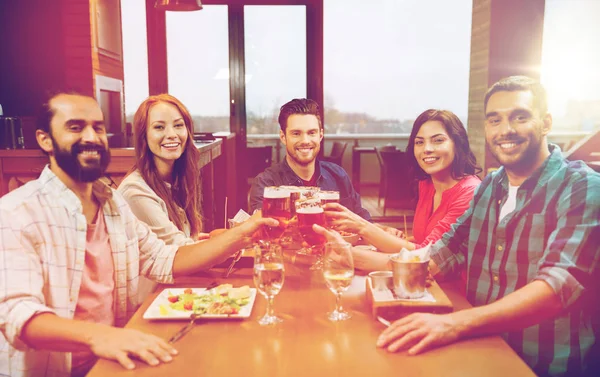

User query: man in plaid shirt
[0,93,277,376]
[376,77,600,377]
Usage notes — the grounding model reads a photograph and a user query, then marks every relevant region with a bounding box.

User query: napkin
[228,209,251,228]
[396,242,432,262]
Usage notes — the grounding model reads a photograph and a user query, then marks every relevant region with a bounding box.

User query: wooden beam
[146,0,168,94]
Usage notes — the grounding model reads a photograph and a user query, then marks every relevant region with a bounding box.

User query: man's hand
[376,312,465,355]
[89,327,178,370]
[323,203,370,233]
[312,223,345,243]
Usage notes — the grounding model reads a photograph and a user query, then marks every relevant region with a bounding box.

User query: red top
[412,175,481,248]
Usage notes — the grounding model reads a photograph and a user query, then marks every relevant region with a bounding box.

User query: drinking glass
[253,242,285,325]
[262,186,291,241]
[323,242,354,321]
[296,197,327,269]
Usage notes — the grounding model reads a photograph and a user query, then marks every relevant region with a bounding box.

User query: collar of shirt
[492,144,562,203]
[279,157,324,186]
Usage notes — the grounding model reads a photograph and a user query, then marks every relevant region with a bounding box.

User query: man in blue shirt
[249,98,370,220]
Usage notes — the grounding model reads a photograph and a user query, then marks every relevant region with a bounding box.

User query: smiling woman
[118,94,204,246]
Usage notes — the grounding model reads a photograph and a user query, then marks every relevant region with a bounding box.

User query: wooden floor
[359,185,414,234]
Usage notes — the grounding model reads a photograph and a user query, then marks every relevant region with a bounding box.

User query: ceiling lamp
[155,0,203,11]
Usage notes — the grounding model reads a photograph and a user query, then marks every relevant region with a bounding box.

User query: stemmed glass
[262,186,291,242]
[323,242,354,321]
[253,242,285,325]
[296,197,327,270]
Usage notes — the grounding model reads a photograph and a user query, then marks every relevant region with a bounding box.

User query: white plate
[142,287,258,320]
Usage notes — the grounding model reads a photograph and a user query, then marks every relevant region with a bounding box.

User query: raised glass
[262,186,291,240]
[296,197,327,269]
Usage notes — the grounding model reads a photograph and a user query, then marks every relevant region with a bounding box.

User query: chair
[247,146,273,180]
[322,141,348,166]
[376,148,416,222]
[246,146,273,203]
[374,145,397,206]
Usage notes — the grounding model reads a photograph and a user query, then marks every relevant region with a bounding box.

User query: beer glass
[319,190,340,205]
[262,186,291,240]
[253,243,285,325]
[296,197,327,269]
[318,190,339,227]
[323,242,354,321]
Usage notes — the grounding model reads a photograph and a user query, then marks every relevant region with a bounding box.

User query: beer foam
[264,186,290,199]
[280,185,304,193]
[296,206,324,214]
[319,191,340,200]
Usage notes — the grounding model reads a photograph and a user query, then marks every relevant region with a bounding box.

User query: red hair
[132,94,203,236]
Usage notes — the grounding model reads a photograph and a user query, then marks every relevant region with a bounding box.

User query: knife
[168,312,201,343]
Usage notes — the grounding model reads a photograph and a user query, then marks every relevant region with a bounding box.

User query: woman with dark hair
[118,94,208,246]
[325,109,481,271]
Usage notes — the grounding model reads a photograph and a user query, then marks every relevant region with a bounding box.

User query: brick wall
[467,0,545,175]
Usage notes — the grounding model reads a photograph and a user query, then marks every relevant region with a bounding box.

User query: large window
[166,6,230,133]
[324,0,472,134]
[541,0,600,132]
[121,0,149,122]
[244,6,307,136]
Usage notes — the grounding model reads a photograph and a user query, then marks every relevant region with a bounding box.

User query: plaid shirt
[431,144,600,377]
[0,166,178,377]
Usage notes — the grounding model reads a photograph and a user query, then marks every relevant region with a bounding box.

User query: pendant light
[155,0,203,11]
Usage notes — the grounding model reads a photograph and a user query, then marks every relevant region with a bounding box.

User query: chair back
[247,146,273,178]
[323,141,348,165]
[378,149,416,210]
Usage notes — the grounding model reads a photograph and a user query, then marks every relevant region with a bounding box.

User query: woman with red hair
[118,94,208,246]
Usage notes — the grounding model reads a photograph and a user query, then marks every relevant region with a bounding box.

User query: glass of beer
[296,197,327,269]
[323,241,354,321]
[262,186,291,240]
[253,242,285,325]
[319,190,340,205]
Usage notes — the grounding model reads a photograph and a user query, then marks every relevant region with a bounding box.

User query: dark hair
[277,98,322,133]
[407,109,481,181]
[484,76,548,115]
[132,94,204,236]
[36,90,90,133]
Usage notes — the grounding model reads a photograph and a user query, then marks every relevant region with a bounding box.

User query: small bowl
[340,232,360,245]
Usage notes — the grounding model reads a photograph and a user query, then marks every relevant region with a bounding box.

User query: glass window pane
[324,0,472,134]
[541,0,600,133]
[166,6,230,133]
[121,0,149,122]
[244,6,307,136]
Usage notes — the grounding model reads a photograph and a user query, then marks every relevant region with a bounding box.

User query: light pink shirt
[0,166,179,377]
[71,210,115,375]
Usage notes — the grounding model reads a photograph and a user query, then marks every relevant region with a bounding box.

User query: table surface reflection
[87,262,535,377]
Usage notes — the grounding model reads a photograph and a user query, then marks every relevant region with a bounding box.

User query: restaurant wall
[0,0,124,148]
[467,0,545,175]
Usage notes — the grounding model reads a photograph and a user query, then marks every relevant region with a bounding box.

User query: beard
[287,142,320,167]
[51,138,111,182]
[489,129,544,173]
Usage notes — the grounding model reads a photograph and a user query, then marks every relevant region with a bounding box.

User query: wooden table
[88,263,535,377]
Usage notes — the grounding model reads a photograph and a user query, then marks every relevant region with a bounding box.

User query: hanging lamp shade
[155,0,203,11]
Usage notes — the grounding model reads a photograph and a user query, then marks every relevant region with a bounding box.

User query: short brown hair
[278,98,322,133]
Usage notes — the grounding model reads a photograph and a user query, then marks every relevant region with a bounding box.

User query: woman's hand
[324,203,371,234]
[313,224,389,271]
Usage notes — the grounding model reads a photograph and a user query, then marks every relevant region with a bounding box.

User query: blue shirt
[431,145,600,377]
[249,157,371,221]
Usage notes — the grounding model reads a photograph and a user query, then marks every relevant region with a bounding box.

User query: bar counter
[0,139,224,228]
